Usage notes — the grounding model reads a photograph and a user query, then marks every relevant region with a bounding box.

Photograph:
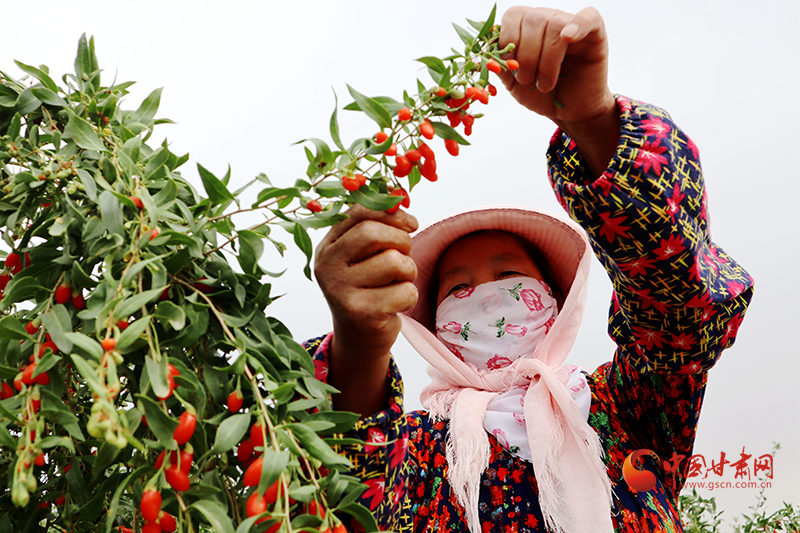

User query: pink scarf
[400,242,614,532]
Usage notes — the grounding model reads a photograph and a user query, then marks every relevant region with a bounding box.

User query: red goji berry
[341,175,360,191]
[355,173,367,186]
[55,284,71,305]
[435,87,447,97]
[306,199,322,213]
[129,196,144,209]
[397,108,412,122]
[165,464,190,492]
[487,84,497,97]
[142,524,161,533]
[506,59,520,71]
[384,143,397,157]
[447,111,462,128]
[445,139,460,157]
[419,121,435,140]
[246,492,268,522]
[392,156,412,178]
[387,189,410,214]
[486,60,501,74]
[25,321,39,335]
[101,338,116,352]
[421,158,438,182]
[237,437,254,462]
[117,319,129,331]
[173,411,196,445]
[250,420,266,448]
[418,142,435,161]
[71,291,86,310]
[140,490,162,523]
[405,150,422,165]
[243,457,264,487]
[0,273,10,291]
[157,512,177,533]
[149,228,160,241]
[374,131,388,144]
[0,382,13,399]
[5,253,20,274]
[227,390,243,412]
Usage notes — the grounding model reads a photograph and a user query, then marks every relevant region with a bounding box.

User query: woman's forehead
[439,231,532,269]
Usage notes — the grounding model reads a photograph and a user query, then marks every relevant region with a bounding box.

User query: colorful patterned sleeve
[546,95,754,375]
[546,96,754,509]
[303,333,412,532]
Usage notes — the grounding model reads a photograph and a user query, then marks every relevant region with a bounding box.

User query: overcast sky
[2,0,798,517]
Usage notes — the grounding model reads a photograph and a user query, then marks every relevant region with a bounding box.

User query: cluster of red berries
[0,251,31,301]
[139,489,177,533]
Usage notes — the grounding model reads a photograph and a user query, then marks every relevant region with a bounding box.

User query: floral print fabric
[435,276,558,371]
[305,96,754,532]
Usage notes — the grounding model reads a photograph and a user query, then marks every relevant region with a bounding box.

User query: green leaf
[343,95,404,114]
[416,56,447,75]
[315,181,346,198]
[69,354,104,396]
[255,448,290,497]
[197,163,235,205]
[477,5,497,39]
[153,301,185,331]
[116,315,151,350]
[30,87,67,107]
[346,85,392,130]
[0,316,32,341]
[145,357,170,401]
[64,111,105,152]
[152,231,203,259]
[128,87,163,126]
[64,332,103,360]
[453,23,475,46]
[212,413,251,453]
[114,286,165,321]
[351,188,401,211]
[292,222,313,280]
[14,60,58,92]
[431,121,470,145]
[99,190,125,237]
[286,423,351,468]
[329,90,345,151]
[190,501,235,533]
[237,230,264,276]
[74,34,99,89]
[41,305,74,354]
[339,502,380,532]
[137,395,178,446]
[40,388,85,441]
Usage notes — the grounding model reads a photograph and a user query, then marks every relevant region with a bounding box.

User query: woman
[310,6,753,532]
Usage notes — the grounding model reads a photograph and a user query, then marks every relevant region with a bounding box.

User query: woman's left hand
[496,6,620,177]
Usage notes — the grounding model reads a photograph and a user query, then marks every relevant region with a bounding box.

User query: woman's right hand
[314,204,419,415]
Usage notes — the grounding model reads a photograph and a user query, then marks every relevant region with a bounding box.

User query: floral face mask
[435,276,558,372]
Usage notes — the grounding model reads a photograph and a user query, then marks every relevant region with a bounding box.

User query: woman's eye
[447,283,469,295]
[499,271,522,278]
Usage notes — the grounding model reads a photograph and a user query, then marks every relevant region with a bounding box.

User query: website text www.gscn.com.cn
[684,480,773,491]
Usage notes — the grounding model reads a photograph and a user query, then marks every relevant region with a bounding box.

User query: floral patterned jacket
[306,96,753,532]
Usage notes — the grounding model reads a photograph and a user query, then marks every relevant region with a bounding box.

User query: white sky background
[2,0,798,519]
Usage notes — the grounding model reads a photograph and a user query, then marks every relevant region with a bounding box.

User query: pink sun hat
[404,205,591,331]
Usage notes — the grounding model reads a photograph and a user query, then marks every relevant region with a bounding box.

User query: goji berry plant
[0,6,520,533]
